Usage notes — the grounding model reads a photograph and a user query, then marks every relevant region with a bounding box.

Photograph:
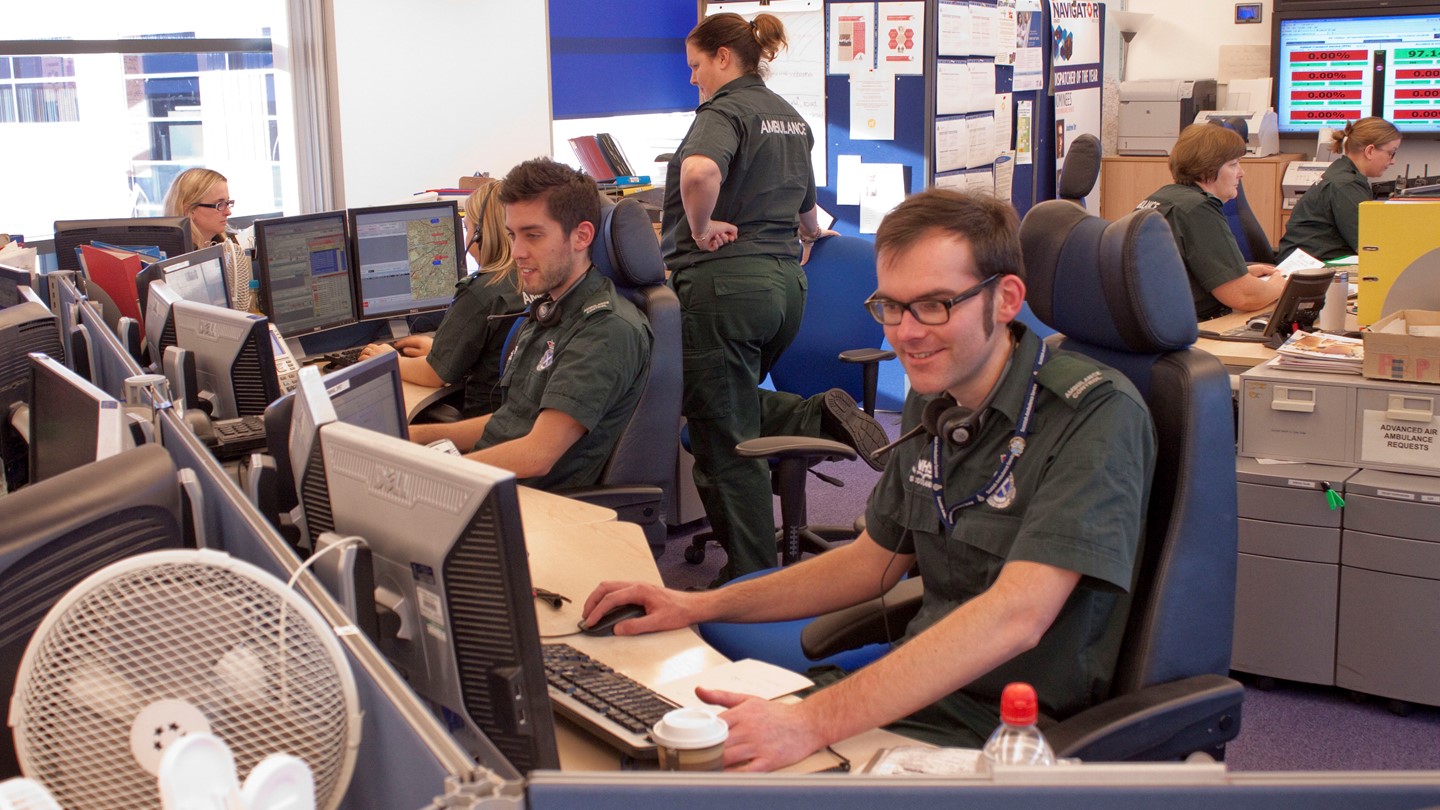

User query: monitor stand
[386,318,412,341]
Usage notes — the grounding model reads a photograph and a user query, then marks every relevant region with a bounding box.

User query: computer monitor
[1264,268,1337,343]
[253,211,358,338]
[298,420,559,774]
[0,265,34,309]
[0,443,184,777]
[136,244,229,317]
[0,291,66,491]
[52,217,194,274]
[144,280,184,371]
[50,273,85,376]
[25,352,134,484]
[348,201,464,328]
[170,299,282,420]
[76,295,145,399]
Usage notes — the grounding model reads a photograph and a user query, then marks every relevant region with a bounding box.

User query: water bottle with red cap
[981,682,1056,767]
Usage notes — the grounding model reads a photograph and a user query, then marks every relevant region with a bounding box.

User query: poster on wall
[829,2,877,73]
[1013,7,1044,92]
[879,2,925,75]
[1048,0,1101,204]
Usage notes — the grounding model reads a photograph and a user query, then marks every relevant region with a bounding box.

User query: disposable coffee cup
[650,707,728,771]
[1319,270,1348,333]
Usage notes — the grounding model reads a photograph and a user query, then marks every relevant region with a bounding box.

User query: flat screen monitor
[253,211,357,338]
[144,280,184,370]
[1273,7,1440,136]
[349,201,464,322]
[76,295,144,399]
[26,352,133,483]
[52,217,194,274]
[51,273,84,375]
[137,244,229,317]
[170,299,282,420]
[1265,268,1337,341]
[0,443,184,777]
[0,265,35,310]
[300,420,559,775]
[0,294,65,491]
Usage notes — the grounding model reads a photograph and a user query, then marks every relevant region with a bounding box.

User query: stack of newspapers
[1273,330,1364,374]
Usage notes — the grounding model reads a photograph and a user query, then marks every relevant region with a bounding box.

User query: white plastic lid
[650,708,728,750]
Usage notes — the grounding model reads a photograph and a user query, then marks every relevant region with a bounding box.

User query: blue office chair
[797,203,1245,761]
[1211,117,1277,264]
[1058,132,1102,207]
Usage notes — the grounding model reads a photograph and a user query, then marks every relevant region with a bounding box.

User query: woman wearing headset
[1278,116,1400,263]
[359,181,527,418]
[163,167,255,312]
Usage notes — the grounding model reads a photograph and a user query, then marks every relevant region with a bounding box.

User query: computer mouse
[578,603,647,637]
[1246,315,1270,331]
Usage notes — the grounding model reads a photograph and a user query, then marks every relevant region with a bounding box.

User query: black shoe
[820,388,888,471]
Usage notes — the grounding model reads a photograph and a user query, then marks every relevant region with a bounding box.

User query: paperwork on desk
[652,659,815,708]
[866,745,983,775]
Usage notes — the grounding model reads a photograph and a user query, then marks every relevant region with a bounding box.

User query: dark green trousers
[673,255,826,581]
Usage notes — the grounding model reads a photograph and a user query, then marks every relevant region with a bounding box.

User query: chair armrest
[1046,674,1244,762]
[736,435,855,462]
[839,348,896,365]
[800,577,924,660]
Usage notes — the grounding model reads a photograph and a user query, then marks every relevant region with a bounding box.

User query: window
[0,2,293,242]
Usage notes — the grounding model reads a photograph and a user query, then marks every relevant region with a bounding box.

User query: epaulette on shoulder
[1036,353,1115,409]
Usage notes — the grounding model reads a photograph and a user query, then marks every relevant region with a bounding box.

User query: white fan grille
[14,557,355,809]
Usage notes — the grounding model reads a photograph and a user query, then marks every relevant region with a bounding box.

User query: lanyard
[930,341,1047,533]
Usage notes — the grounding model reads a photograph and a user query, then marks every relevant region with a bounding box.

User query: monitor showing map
[348,201,464,322]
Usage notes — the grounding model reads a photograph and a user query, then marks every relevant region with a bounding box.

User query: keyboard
[542,642,679,759]
[321,345,366,369]
[208,415,268,461]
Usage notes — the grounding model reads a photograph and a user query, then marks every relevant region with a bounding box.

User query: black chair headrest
[1058,133,1102,201]
[1213,116,1249,143]
[1020,200,1198,353]
[594,195,665,288]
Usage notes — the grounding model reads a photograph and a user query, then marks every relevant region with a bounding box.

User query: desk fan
[9,549,361,809]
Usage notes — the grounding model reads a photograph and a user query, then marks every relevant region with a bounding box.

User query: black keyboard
[322,346,365,368]
[542,642,679,759]
[209,415,268,461]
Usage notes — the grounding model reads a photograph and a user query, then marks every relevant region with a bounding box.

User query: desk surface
[1196,310,1361,373]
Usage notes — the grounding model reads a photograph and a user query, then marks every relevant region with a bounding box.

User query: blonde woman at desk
[1278,117,1400,263]
[163,167,255,312]
[358,182,526,418]
[1137,124,1280,321]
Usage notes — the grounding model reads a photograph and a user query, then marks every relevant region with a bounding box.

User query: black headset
[921,395,986,449]
[465,183,496,257]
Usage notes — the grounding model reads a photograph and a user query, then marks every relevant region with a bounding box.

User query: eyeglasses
[863,273,1001,326]
[1376,145,1399,159]
[193,199,236,212]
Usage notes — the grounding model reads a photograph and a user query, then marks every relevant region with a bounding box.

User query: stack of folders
[569,133,654,196]
[1273,330,1364,375]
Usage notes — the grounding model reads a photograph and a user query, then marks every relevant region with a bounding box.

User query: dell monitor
[0,265,35,310]
[25,352,134,484]
[254,211,358,339]
[52,217,194,274]
[299,420,559,774]
[136,244,229,317]
[348,201,464,333]
[0,443,184,777]
[0,291,66,491]
[170,299,282,420]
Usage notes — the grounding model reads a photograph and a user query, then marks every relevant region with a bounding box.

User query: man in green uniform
[410,158,650,491]
[583,189,1156,771]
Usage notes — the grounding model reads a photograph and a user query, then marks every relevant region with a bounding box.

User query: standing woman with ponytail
[162,168,256,312]
[1278,117,1401,262]
[666,13,885,584]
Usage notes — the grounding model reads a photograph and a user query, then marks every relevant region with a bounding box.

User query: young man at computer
[583,189,1156,771]
[408,158,651,491]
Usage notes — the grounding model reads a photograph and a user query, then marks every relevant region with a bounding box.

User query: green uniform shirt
[1138,183,1247,320]
[662,74,817,271]
[864,326,1155,728]
[1277,156,1372,263]
[425,270,527,418]
[478,268,651,491]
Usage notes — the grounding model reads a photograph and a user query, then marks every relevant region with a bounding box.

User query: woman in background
[358,181,526,418]
[163,167,254,311]
[1278,117,1400,263]
[1137,123,1280,320]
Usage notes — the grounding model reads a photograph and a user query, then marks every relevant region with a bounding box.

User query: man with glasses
[584,189,1156,771]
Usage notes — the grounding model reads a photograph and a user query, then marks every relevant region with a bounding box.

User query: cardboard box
[1363,309,1440,385]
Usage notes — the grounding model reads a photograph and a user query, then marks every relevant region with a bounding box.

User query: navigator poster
[1047,0,1101,206]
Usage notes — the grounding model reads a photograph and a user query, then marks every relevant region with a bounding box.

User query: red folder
[78,244,146,327]
[568,135,615,182]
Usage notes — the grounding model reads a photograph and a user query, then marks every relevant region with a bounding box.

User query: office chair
[684,235,894,568]
[1211,117,1277,264]
[1058,132,1102,206]
[799,203,1244,762]
[552,194,680,556]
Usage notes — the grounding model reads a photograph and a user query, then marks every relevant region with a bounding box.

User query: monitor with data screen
[136,244,228,317]
[349,201,463,322]
[254,212,358,338]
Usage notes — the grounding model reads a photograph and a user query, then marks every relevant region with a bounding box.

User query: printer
[1118,79,1217,155]
[1193,109,1280,157]
[1281,161,1333,210]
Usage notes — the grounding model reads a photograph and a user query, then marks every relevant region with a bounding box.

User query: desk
[1196,309,1361,376]
[520,494,913,772]
[401,379,459,421]
[1100,153,1302,245]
